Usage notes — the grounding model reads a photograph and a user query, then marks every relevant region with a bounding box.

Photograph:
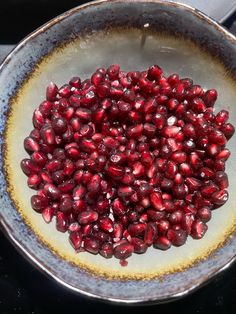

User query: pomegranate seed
[78,210,98,225]
[31,195,48,213]
[27,174,42,189]
[99,243,113,258]
[84,237,99,254]
[221,123,235,139]
[69,231,82,251]
[150,192,164,211]
[211,189,228,206]
[203,89,217,106]
[99,217,114,233]
[21,64,234,262]
[114,242,134,260]
[56,212,68,232]
[167,229,187,246]
[21,159,40,176]
[191,220,208,239]
[130,238,148,254]
[144,222,158,246]
[153,236,171,250]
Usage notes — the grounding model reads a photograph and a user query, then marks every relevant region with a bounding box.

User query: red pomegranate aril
[46,159,62,172]
[215,110,229,126]
[221,123,235,139]
[99,217,114,233]
[197,207,212,223]
[169,210,183,224]
[78,210,98,225]
[114,242,134,260]
[99,243,113,258]
[84,237,99,255]
[201,181,219,197]
[144,222,158,246]
[42,206,54,223]
[130,238,148,254]
[153,236,171,250]
[128,223,146,236]
[31,195,48,213]
[24,137,40,153]
[27,174,42,189]
[211,189,228,206]
[52,117,68,134]
[179,163,192,176]
[58,179,75,193]
[21,64,234,262]
[150,192,164,211]
[171,151,187,163]
[215,171,229,189]
[21,159,40,176]
[167,228,187,246]
[209,129,227,146]
[56,212,68,232]
[69,231,82,250]
[215,149,230,161]
[44,183,61,200]
[203,89,217,106]
[191,220,208,239]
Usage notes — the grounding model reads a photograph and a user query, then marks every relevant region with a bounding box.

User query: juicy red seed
[22,65,234,261]
[130,238,148,254]
[78,210,98,225]
[99,243,113,258]
[111,198,125,216]
[69,231,82,250]
[99,217,114,233]
[46,82,58,101]
[167,229,187,246]
[128,223,146,236]
[203,89,217,106]
[221,123,235,139]
[114,242,134,260]
[84,237,99,254]
[197,207,212,223]
[21,159,40,176]
[56,212,68,232]
[153,236,171,250]
[216,149,231,161]
[208,129,227,146]
[52,117,68,134]
[150,192,164,210]
[191,220,208,239]
[44,183,61,200]
[31,195,48,213]
[215,171,229,189]
[144,222,158,246]
[27,174,42,189]
[211,189,229,206]
[42,206,54,223]
[24,137,40,153]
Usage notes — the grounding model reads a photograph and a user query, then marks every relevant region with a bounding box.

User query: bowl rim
[1,0,236,305]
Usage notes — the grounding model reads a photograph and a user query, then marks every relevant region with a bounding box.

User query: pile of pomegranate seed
[21,64,235,264]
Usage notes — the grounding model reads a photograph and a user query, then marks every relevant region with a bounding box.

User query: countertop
[1,1,236,313]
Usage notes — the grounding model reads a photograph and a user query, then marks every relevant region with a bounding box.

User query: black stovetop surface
[1,1,236,313]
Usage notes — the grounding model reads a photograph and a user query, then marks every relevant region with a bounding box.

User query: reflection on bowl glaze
[4,28,236,279]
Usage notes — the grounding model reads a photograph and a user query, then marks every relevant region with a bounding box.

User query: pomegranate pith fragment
[21,64,235,264]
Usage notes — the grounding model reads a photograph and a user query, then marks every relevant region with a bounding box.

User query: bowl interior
[1,0,236,303]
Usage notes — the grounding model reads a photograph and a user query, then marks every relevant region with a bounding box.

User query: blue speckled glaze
[1,0,236,304]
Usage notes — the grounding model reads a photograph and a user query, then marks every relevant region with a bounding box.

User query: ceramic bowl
[1,0,236,304]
